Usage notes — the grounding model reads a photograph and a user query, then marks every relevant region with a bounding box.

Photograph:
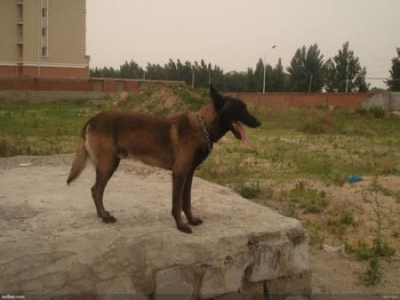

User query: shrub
[286,182,329,214]
[300,111,343,134]
[0,139,21,157]
[359,105,385,118]
[368,106,385,118]
[240,182,261,199]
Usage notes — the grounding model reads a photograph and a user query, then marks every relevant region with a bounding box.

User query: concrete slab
[0,155,311,299]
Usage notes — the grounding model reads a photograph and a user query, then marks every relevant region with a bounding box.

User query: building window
[42,8,47,18]
[42,27,47,37]
[17,5,23,21]
[42,46,48,57]
[17,44,23,58]
[17,24,23,41]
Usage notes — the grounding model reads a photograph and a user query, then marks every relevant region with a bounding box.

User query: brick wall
[0,77,185,93]
[228,92,375,110]
[0,66,18,77]
[34,66,89,78]
[0,77,92,91]
[0,65,89,78]
[0,77,376,109]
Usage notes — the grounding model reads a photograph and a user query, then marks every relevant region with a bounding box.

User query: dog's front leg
[172,171,192,234]
[183,168,203,226]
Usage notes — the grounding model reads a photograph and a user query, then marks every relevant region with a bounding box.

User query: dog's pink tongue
[233,122,250,147]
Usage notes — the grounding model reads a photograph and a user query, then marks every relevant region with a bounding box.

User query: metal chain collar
[197,112,212,153]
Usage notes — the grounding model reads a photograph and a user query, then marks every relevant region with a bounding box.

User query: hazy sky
[86,0,399,88]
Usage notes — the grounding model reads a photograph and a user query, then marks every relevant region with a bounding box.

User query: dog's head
[210,85,261,143]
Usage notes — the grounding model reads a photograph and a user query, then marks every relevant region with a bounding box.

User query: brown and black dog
[67,85,261,233]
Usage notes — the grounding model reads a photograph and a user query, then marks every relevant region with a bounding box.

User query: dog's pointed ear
[210,84,225,110]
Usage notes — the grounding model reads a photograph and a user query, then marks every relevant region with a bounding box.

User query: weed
[391,191,400,203]
[372,236,396,258]
[368,106,385,119]
[357,235,396,286]
[284,182,329,214]
[314,104,330,111]
[330,173,346,186]
[0,138,21,157]
[240,181,261,199]
[300,111,342,134]
[362,256,381,285]
[347,237,395,261]
[346,242,374,260]
[340,210,356,226]
[302,220,326,245]
[357,107,368,116]
[143,89,154,97]
[353,177,396,285]
[263,186,274,199]
[287,202,297,217]
[358,106,385,119]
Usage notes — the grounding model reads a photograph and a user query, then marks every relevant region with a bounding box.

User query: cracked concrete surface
[0,155,311,299]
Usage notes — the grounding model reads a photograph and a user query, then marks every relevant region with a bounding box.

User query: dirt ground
[0,154,399,298]
[262,174,400,298]
[310,175,400,297]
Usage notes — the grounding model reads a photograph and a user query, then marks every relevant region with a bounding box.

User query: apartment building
[0,0,89,78]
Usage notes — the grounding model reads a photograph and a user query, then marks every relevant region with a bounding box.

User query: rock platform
[0,155,311,299]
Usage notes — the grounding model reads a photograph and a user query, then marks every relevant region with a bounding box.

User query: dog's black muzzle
[240,111,262,128]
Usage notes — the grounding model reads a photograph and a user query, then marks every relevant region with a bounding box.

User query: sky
[86,0,400,89]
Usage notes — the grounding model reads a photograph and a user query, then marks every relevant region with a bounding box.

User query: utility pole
[345,57,349,93]
[263,45,277,93]
[191,66,195,89]
[308,73,313,93]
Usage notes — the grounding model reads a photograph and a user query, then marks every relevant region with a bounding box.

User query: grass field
[1,86,399,275]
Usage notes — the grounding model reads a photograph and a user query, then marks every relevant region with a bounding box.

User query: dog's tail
[67,141,88,185]
[67,125,89,185]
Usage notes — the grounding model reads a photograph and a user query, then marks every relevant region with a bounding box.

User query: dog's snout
[249,118,262,128]
[239,110,262,128]
[241,117,261,128]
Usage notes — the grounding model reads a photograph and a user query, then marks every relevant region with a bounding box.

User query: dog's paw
[178,224,192,234]
[102,212,117,223]
[189,217,203,226]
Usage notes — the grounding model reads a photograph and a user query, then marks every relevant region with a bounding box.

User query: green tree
[243,58,274,92]
[208,63,224,90]
[354,66,369,92]
[120,60,143,79]
[145,63,165,80]
[223,71,247,92]
[196,59,210,88]
[176,60,192,85]
[386,52,400,91]
[287,44,325,92]
[165,59,178,80]
[246,67,257,92]
[325,42,369,92]
[271,58,288,92]
[90,66,119,78]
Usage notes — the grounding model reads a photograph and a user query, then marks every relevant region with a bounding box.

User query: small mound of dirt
[117,86,208,115]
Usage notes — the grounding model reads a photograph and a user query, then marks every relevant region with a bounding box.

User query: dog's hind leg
[182,168,203,226]
[172,169,193,234]
[91,157,120,223]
